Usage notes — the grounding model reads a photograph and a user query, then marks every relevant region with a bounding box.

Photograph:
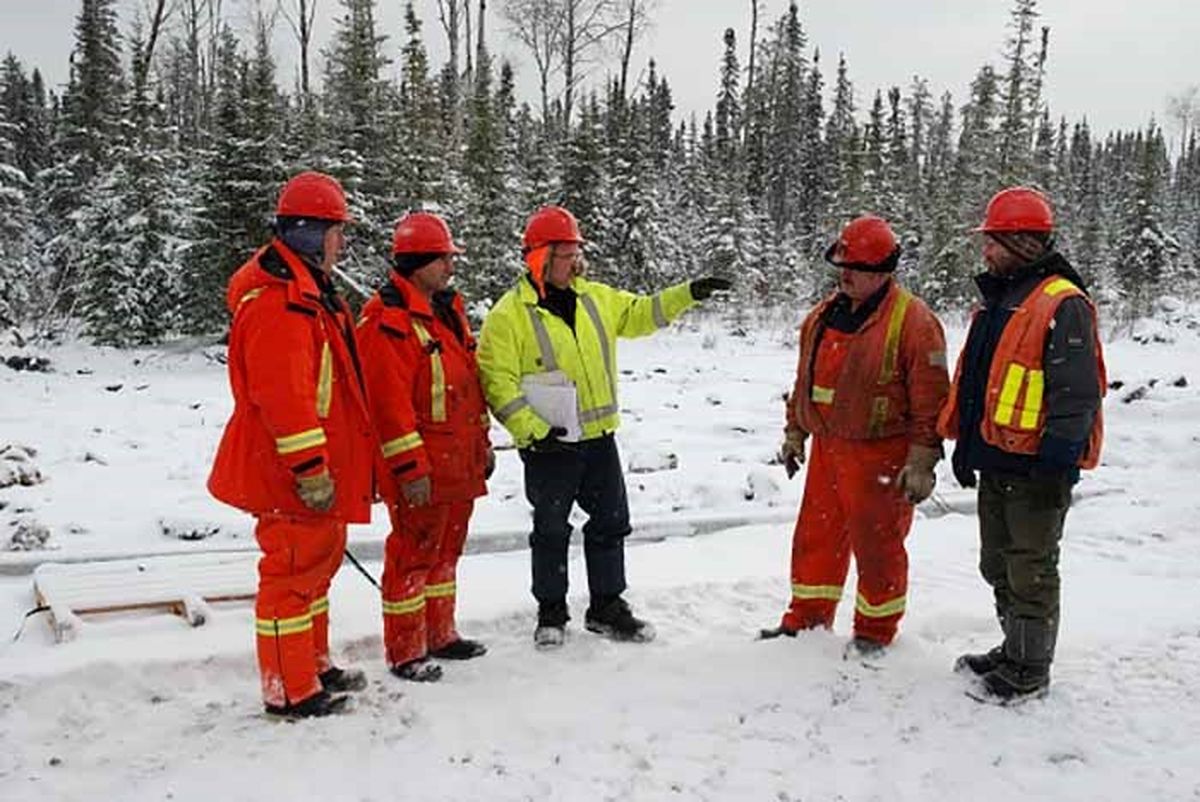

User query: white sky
[3,0,1198,143]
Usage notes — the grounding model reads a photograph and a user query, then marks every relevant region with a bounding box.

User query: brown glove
[401,475,432,507]
[779,429,809,480]
[295,469,335,512]
[895,444,940,504]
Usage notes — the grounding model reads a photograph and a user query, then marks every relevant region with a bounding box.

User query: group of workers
[207,172,1104,718]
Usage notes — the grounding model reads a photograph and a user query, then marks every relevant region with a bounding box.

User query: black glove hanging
[528,426,572,453]
[690,276,733,301]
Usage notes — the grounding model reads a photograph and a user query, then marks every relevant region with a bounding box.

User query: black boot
[976,661,1050,704]
[757,625,798,640]
[585,596,655,643]
[534,600,569,649]
[430,638,488,660]
[319,666,368,692]
[264,690,349,719]
[844,635,887,659]
[954,644,1005,677]
[390,657,443,683]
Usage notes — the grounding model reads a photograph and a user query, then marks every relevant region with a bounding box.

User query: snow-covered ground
[2,309,1200,801]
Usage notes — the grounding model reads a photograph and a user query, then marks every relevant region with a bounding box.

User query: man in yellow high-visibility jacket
[477,205,730,649]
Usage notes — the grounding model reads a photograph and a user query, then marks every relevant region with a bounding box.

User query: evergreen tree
[0,99,36,328]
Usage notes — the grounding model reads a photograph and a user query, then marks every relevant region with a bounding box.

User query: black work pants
[520,434,632,605]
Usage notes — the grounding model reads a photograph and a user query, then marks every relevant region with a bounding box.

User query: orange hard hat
[276,171,352,223]
[523,205,583,252]
[825,215,900,272]
[392,211,464,255]
[975,186,1054,233]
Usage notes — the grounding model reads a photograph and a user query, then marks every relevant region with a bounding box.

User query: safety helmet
[391,212,464,256]
[824,215,900,272]
[522,205,584,252]
[276,171,352,223]
[975,186,1054,233]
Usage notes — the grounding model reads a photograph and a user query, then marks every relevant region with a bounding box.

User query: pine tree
[823,53,859,228]
[1113,124,1179,315]
[714,28,742,171]
[997,0,1039,182]
[0,98,35,328]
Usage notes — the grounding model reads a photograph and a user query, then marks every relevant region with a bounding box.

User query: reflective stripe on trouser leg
[309,523,348,674]
[840,436,913,644]
[382,503,448,667]
[254,514,344,708]
[426,500,476,651]
[783,435,849,632]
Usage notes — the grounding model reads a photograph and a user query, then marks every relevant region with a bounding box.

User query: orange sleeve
[357,314,432,495]
[239,291,329,477]
[901,302,951,449]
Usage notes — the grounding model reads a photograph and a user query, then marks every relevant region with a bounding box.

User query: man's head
[522,205,584,294]
[974,186,1054,276]
[391,212,464,296]
[275,171,352,273]
[825,215,900,303]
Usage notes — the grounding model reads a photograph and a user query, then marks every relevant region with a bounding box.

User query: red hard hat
[392,211,464,255]
[975,186,1054,233]
[523,205,583,252]
[276,171,352,222]
[825,215,900,271]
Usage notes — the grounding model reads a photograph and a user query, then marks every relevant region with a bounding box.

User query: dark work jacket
[951,251,1101,485]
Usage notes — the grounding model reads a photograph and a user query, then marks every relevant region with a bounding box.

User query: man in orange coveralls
[209,171,374,718]
[760,215,950,656]
[357,212,493,682]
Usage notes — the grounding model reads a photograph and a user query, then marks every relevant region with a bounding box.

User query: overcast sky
[4,1,1198,144]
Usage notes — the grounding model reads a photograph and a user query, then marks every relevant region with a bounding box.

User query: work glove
[689,276,733,301]
[401,475,432,507]
[779,429,808,480]
[528,426,570,453]
[895,444,940,504]
[295,468,335,512]
[484,446,496,480]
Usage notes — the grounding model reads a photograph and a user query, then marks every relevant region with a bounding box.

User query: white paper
[521,371,583,442]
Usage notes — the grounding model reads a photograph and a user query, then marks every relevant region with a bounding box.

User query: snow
[2,312,1200,801]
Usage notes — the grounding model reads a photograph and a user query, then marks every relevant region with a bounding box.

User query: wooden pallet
[33,552,259,642]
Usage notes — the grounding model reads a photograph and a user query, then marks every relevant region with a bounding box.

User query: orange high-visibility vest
[937,275,1106,468]
[789,282,948,446]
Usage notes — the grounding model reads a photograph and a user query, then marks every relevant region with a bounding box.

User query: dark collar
[823,279,893,333]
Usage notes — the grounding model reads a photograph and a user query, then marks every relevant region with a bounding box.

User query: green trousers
[977,472,1072,666]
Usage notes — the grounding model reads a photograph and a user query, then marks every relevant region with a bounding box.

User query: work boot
[319,666,368,693]
[430,638,488,660]
[534,600,569,650]
[585,596,655,643]
[975,661,1050,704]
[954,644,1006,677]
[264,690,349,719]
[844,635,887,660]
[390,657,443,683]
[757,625,798,641]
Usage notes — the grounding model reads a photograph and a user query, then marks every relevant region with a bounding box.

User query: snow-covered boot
[390,657,443,683]
[954,645,1005,677]
[844,635,887,660]
[319,666,368,692]
[974,661,1050,704]
[264,690,349,719]
[534,600,569,650]
[585,596,655,643]
[757,625,798,640]
[430,638,488,660]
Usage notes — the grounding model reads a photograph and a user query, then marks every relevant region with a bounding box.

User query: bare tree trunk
[436,0,464,142]
[563,0,576,127]
[617,0,634,101]
[135,0,170,90]
[280,0,318,107]
[746,0,759,100]
[477,0,488,66]
[465,0,474,83]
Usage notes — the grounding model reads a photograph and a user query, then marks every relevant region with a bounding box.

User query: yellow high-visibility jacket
[477,275,696,447]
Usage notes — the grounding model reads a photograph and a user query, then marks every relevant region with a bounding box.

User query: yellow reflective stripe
[382,431,424,459]
[425,581,456,599]
[309,597,329,616]
[413,322,447,423]
[255,612,313,637]
[856,592,906,618]
[868,396,889,437]
[275,427,327,455]
[1043,278,1077,296]
[1019,369,1044,429]
[238,288,264,308]
[878,289,912,384]
[316,342,332,418]
[382,594,426,616]
[791,583,843,601]
[994,363,1026,426]
[811,386,835,404]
